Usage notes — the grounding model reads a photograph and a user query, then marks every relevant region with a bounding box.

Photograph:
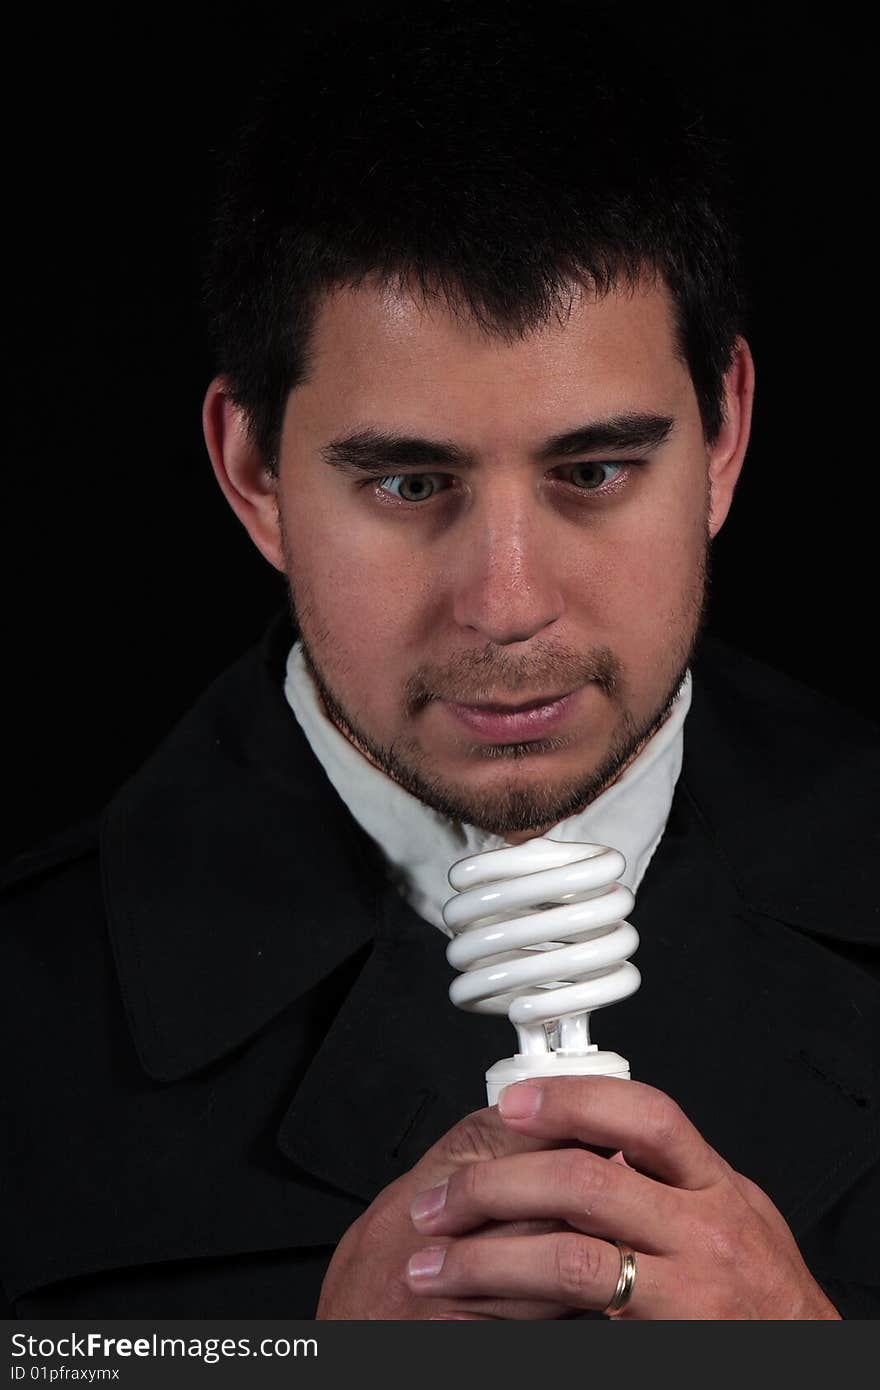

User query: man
[2,3,877,1319]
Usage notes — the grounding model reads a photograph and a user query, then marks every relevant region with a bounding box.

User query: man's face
[274,277,719,841]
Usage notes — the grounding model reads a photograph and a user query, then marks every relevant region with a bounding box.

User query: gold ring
[602,1240,638,1317]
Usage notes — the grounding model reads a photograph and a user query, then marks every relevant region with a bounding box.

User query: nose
[451,488,564,645]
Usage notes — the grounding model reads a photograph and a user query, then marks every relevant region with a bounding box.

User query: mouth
[461,690,575,713]
[441,686,587,742]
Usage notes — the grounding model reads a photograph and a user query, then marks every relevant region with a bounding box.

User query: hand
[316,1106,577,1319]
[404,1077,841,1320]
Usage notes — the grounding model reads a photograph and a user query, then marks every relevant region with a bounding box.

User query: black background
[5,2,876,863]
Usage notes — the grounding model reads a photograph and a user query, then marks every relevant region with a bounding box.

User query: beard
[282,533,710,840]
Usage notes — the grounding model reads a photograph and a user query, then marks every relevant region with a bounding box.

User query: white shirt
[283,642,692,934]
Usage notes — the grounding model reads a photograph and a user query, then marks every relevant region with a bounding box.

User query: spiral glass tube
[442,837,640,1103]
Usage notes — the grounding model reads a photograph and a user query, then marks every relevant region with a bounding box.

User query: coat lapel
[277,877,513,1202]
[615,780,879,1237]
[101,609,381,1083]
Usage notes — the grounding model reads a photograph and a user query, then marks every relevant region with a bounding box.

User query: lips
[465,692,572,713]
[442,686,585,741]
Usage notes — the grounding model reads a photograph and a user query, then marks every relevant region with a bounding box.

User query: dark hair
[203,0,748,475]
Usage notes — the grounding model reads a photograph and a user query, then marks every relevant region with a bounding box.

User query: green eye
[378,473,451,502]
[569,461,625,490]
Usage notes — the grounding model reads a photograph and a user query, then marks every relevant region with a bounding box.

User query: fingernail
[498,1082,542,1119]
[408,1246,447,1279]
[411,1180,448,1224]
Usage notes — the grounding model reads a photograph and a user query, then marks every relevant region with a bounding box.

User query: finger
[429,1314,492,1320]
[411,1149,680,1253]
[406,1232,657,1315]
[498,1077,727,1189]
[438,1296,575,1320]
[480,1216,567,1239]
[416,1104,569,1189]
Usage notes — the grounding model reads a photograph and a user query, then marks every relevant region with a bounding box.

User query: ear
[706,336,755,539]
[202,376,286,572]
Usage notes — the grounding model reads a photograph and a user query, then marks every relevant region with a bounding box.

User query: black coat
[2,610,878,1318]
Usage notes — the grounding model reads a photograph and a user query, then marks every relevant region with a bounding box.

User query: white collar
[283,643,691,934]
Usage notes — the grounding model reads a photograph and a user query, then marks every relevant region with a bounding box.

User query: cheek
[633,517,703,600]
[284,498,426,657]
[638,511,706,644]
[573,494,706,646]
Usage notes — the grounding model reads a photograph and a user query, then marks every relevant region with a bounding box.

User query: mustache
[403,641,622,712]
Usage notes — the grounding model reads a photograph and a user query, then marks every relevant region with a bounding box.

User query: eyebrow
[320,412,675,472]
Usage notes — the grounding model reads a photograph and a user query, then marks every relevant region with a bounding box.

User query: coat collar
[682,636,878,946]
[100,608,878,1234]
[100,607,384,1083]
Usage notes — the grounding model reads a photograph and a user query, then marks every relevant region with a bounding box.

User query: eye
[566,461,627,491]
[377,473,453,502]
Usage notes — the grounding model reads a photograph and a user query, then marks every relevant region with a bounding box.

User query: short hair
[203,0,748,475]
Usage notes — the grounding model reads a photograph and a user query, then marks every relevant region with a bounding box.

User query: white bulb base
[486,1050,631,1106]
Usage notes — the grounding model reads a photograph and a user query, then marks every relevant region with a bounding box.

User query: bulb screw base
[486,1050,631,1106]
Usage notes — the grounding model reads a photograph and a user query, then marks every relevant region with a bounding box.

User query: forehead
[290,275,691,443]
